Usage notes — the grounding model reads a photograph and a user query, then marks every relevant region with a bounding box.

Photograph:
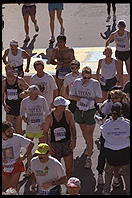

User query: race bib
[7,89,18,100]
[78,98,94,111]
[29,117,41,128]
[58,68,71,79]
[3,163,14,173]
[54,127,66,141]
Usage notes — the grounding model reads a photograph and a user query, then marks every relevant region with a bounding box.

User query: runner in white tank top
[105,20,130,86]
[96,47,119,102]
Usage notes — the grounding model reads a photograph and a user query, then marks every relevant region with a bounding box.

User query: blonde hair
[5,63,15,71]
[110,90,126,100]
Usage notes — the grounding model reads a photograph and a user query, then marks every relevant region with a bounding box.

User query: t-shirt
[100,117,130,150]
[2,134,31,172]
[30,72,58,107]
[70,78,102,110]
[31,156,66,191]
[20,95,49,133]
[63,72,82,92]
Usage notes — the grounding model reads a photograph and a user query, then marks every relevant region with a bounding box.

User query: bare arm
[50,49,58,65]
[105,32,115,47]
[43,115,52,144]
[65,110,76,150]
[22,50,31,72]
[69,95,80,102]
[115,59,120,84]
[96,59,102,83]
[2,49,9,65]
[2,78,11,113]
[60,85,69,99]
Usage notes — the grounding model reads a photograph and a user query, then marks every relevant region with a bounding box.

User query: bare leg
[23,15,29,35]
[79,124,95,157]
[63,154,73,179]
[57,10,64,31]
[125,57,130,81]
[15,115,22,135]
[116,59,123,86]
[49,10,55,38]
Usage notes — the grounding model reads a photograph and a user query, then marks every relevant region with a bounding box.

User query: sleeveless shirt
[114,30,129,51]
[101,58,116,79]
[8,48,23,67]
[50,111,71,142]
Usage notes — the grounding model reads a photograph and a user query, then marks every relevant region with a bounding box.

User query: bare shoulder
[65,108,72,117]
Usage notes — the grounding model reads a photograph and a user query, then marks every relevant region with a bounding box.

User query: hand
[70,139,76,150]
[25,68,29,72]
[30,185,37,192]
[3,104,11,113]
[23,117,29,124]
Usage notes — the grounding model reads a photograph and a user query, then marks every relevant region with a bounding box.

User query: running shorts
[48,3,63,11]
[115,50,130,62]
[2,161,25,176]
[74,107,96,125]
[22,4,36,16]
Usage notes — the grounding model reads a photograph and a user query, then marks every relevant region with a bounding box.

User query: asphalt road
[2,3,130,195]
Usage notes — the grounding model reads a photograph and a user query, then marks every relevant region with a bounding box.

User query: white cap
[67,177,81,188]
[10,39,18,46]
[28,85,40,92]
[53,96,70,107]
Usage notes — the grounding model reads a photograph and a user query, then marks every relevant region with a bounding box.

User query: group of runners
[2,3,130,195]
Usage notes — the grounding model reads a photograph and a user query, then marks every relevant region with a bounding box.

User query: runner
[43,96,76,179]
[2,39,31,77]
[2,121,34,193]
[50,35,75,93]
[2,63,29,135]
[96,46,119,102]
[66,177,81,195]
[101,103,130,193]
[60,59,82,114]
[105,20,130,86]
[20,85,50,176]
[106,3,116,22]
[30,60,58,109]
[20,3,39,42]
[69,66,102,169]
[30,143,67,195]
[48,3,64,42]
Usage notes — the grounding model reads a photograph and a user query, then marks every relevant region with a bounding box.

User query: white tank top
[101,58,116,79]
[114,30,129,51]
[8,48,23,67]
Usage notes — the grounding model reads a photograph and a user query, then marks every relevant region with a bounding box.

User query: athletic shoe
[34,24,39,32]
[84,157,92,169]
[49,36,55,42]
[112,178,120,188]
[24,35,30,42]
[113,14,116,21]
[106,15,111,22]
[97,174,104,185]
[24,166,31,177]
[60,27,65,35]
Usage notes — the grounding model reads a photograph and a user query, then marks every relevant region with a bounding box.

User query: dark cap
[117,20,126,27]
[111,103,122,114]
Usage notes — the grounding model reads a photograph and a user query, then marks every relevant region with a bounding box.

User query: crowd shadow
[21,34,39,57]
[100,20,116,42]
[72,150,96,195]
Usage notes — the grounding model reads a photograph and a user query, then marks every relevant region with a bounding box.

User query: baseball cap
[53,96,70,107]
[111,103,122,114]
[67,177,81,188]
[109,85,123,91]
[35,143,49,154]
[117,20,126,27]
[28,85,40,92]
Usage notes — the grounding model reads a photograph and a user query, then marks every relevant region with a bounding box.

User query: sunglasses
[70,66,79,70]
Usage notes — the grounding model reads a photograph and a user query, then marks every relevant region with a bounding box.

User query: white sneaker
[106,15,111,22]
[49,36,55,42]
[113,14,116,21]
[24,35,30,42]
[60,27,65,35]
[98,174,104,185]
[34,24,39,32]
[84,157,92,169]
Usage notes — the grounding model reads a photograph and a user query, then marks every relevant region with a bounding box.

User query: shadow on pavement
[72,150,96,195]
